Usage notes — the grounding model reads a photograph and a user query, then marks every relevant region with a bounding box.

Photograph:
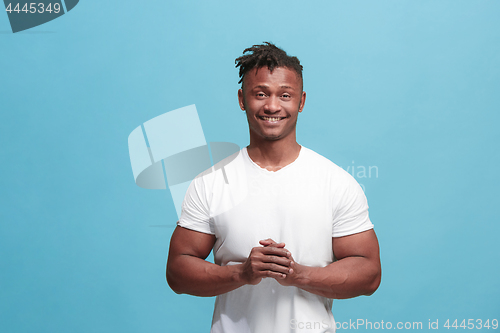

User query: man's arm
[272,229,381,299]
[166,226,293,297]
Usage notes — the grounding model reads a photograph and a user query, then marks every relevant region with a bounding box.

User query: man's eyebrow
[252,85,295,89]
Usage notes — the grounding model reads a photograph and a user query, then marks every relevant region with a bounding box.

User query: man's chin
[249,127,295,142]
[261,133,283,141]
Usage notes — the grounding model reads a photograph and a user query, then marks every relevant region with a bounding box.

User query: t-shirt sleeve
[332,174,374,238]
[177,177,215,235]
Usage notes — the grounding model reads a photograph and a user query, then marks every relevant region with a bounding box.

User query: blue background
[1,0,499,332]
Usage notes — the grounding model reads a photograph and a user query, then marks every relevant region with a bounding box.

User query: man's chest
[209,173,335,266]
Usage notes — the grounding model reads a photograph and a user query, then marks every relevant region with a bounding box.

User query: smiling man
[166,42,381,333]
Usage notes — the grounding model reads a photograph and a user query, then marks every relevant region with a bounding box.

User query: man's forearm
[167,255,245,297]
[289,256,381,299]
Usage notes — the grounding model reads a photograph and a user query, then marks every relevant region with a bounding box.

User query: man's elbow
[364,267,381,296]
[166,267,184,295]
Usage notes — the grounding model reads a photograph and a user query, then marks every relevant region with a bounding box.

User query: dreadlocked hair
[235,42,303,86]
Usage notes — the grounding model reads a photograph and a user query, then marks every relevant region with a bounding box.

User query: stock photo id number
[3,0,79,33]
[442,319,498,330]
[6,2,62,14]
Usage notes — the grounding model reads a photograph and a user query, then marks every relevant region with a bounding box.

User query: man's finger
[259,239,285,248]
[259,246,291,258]
[263,263,292,275]
[260,238,276,243]
[262,256,293,268]
[259,238,277,245]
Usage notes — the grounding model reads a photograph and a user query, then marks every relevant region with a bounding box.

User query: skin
[166,66,381,299]
[238,67,306,171]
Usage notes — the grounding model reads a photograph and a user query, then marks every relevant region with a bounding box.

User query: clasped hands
[239,238,303,286]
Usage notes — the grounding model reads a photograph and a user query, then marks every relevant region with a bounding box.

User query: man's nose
[264,96,281,113]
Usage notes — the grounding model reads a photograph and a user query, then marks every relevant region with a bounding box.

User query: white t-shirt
[178,146,373,333]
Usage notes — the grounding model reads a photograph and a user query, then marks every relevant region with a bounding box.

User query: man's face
[238,66,306,143]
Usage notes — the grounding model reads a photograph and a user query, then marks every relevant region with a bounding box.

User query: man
[166,42,381,333]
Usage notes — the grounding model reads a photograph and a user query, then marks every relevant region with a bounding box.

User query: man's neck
[247,139,301,172]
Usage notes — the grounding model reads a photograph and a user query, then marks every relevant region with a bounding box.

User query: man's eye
[282,94,291,98]
[256,93,266,97]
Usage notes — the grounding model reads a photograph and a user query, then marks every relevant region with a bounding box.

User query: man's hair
[235,42,303,86]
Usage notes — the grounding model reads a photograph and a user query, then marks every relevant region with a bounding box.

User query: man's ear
[299,91,306,113]
[238,89,245,111]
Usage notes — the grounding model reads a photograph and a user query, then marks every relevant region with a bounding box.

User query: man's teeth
[261,116,282,122]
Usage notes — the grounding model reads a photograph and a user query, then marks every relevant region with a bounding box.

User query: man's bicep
[169,225,216,260]
[332,229,380,262]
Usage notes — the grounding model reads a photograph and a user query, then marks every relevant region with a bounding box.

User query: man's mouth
[259,116,286,122]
